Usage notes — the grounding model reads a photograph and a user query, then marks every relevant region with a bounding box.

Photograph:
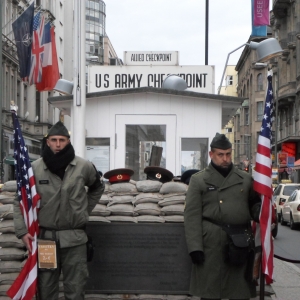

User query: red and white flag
[253,0,270,26]
[253,70,275,284]
[7,110,41,300]
[35,23,60,91]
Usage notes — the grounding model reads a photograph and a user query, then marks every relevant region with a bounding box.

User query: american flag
[7,111,40,300]
[29,11,45,85]
[253,70,275,284]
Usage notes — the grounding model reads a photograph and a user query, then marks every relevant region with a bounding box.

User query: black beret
[181,169,200,185]
[144,166,173,183]
[210,133,232,150]
[104,168,134,184]
[47,121,70,138]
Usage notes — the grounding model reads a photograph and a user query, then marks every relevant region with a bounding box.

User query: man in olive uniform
[184,133,261,300]
[14,121,104,300]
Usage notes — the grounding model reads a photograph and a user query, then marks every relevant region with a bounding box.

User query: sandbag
[0,233,25,248]
[106,204,136,216]
[90,204,111,216]
[106,216,137,223]
[136,180,162,193]
[134,203,161,216]
[107,195,135,206]
[0,204,14,220]
[0,248,25,261]
[158,195,185,207]
[163,215,184,222]
[133,193,162,205]
[160,204,184,216]
[159,182,187,194]
[0,195,14,205]
[0,261,22,273]
[98,194,111,205]
[0,219,15,233]
[89,216,111,223]
[136,215,165,223]
[0,272,19,285]
[108,182,138,194]
[1,181,17,192]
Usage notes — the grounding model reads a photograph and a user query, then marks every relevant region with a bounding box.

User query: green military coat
[14,156,104,248]
[184,164,260,299]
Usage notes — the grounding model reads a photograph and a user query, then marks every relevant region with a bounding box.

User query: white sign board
[123,51,179,66]
[88,65,215,93]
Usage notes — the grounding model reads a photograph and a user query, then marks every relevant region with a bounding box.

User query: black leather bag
[226,232,250,266]
[86,235,95,262]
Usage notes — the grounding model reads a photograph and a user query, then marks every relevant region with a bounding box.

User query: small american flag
[7,111,40,300]
[253,70,275,283]
[29,11,45,85]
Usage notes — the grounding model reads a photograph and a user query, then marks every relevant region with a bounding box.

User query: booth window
[125,125,166,181]
[181,138,208,174]
[86,138,110,175]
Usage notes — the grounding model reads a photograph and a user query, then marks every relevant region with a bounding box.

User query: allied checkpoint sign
[88,64,215,93]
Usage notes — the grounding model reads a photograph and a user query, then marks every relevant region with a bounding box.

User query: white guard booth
[48,85,243,181]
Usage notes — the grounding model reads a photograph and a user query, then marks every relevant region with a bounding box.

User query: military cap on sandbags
[104,168,134,184]
[210,133,232,150]
[144,166,173,183]
[181,169,200,185]
[47,121,70,138]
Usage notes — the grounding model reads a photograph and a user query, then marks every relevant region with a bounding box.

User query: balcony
[273,0,289,19]
[279,39,290,60]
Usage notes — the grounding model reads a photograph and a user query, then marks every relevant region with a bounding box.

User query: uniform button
[220,200,223,203]
[241,189,243,192]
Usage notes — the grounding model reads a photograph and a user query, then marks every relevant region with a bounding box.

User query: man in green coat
[184,133,261,300]
[14,121,105,300]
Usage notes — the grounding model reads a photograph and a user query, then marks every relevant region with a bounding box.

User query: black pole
[205,0,209,65]
[0,1,3,183]
[260,264,265,300]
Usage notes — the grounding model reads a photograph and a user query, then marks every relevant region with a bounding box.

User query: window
[125,125,166,181]
[244,108,249,125]
[257,73,263,91]
[181,138,208,174]
[226,75,233,86]
[257,101,264,121]
[226,128,233,133]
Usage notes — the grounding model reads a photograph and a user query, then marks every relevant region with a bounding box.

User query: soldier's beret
[181,169,200,185]
[47,121,70,138]
[144,166,173,183]
[104,168,134,184]
[210,133,232,150]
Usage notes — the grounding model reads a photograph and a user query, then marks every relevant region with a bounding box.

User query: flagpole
[72,0,86,157]
[260,267,265,300]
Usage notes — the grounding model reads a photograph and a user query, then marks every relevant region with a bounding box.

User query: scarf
[211,161,233,178]
[42,143,75,180]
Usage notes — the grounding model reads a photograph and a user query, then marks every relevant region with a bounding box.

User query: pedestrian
[13,121,105,300]
[184,132,261,300]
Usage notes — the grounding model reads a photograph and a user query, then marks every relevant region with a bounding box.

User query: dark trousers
[38,243,88,300]
[201,298,250,300]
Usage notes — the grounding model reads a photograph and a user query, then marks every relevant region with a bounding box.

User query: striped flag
[7,110,41,300]
[253,70,275,283]
[29,11,45,85]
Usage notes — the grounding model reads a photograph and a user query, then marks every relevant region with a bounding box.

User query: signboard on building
[88,65,215,93]
[123,51,179,66]
[282,142,296,157]
[277,152,288,167]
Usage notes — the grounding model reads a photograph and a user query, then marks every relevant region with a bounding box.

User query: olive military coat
[14,156,104,248]
[184,164,260,299]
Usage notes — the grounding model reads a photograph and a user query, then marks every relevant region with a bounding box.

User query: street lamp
[218,38,283,94]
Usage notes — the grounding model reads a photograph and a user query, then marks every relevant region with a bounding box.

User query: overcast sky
[104,0,253,94]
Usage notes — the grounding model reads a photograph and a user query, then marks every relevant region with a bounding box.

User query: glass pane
[95,2,100,10]
[181,138,208,174]
[90,1,95,9]
[90,24,94,32]
[125,125,166,181]
[95,11,99,19]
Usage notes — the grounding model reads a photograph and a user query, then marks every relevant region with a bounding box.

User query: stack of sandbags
[0,203,26,298]
[158,182,188,223]
[1,181,17,193]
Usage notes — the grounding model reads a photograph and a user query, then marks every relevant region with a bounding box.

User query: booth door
[115,115,176,181]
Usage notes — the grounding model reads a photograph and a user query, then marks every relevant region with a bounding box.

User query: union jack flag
[253,70,275,284]
[7,110,40,300]
[29,11,45,85]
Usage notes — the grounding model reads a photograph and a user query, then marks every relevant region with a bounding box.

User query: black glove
[189,251,205,265]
